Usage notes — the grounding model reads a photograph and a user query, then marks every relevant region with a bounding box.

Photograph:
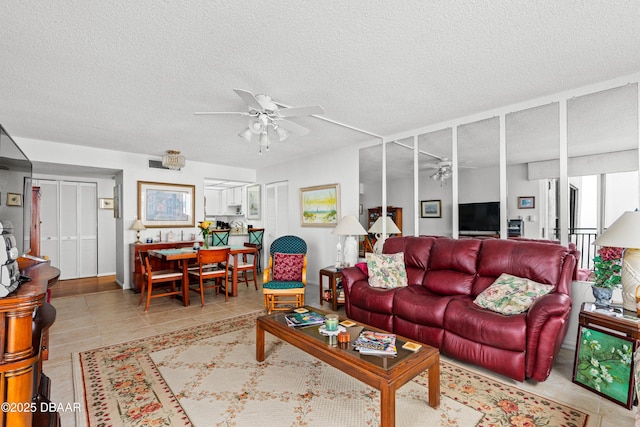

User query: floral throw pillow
[273,253,304,281]
[366,252,408,289]
[474,273,554,315]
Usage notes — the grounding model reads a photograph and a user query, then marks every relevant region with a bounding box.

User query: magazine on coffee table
[354,330,397,356]
[285,311,325,327]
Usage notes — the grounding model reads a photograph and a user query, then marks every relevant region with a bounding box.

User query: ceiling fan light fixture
[238,128,253,142]
[259,132,269,147]
[161,150,185,170]
[275,126,290,142]
[249,118,263,134]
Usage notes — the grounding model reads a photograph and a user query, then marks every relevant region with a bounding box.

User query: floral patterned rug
[75,311,590,426]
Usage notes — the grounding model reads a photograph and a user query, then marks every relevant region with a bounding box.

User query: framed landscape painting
[420,200,441,218]
[300,183,340,227]
[138,181,195,228]
[572,325,636,408]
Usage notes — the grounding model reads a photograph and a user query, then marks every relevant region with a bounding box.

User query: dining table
[148,245,259,305]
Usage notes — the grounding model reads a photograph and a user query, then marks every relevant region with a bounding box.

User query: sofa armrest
[341,266,367,318]
[525,292,572,381]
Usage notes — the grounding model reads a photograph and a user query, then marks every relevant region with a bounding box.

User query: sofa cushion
[384,236,435,286]
[445,298,527,352]
[366,252,408,288]
[273,253,304,281]
[394,286,458,328]
[422,238,481,295]
[474,273,554,315]
[474,239,567,296]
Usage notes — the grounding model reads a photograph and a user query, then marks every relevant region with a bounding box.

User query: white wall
[17,137,255,288]
[256,144,362,284]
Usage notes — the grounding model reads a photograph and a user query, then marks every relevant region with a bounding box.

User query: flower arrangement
[198,221,213,249]
[592,246,623,289]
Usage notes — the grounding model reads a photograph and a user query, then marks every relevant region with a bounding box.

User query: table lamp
[332,215,367,267]
[130,219,146,244]
[368,216,401,254]
[592,211,640,312]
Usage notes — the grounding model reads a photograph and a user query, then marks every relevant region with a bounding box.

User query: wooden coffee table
[256,308,440,427]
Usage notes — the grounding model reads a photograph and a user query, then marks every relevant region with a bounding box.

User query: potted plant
[591,246,623,307]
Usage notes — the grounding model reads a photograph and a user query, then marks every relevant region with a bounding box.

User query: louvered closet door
[59,181,98,279]
[38,180,60,267]
[78,183,98,277]
[59,182,79,279]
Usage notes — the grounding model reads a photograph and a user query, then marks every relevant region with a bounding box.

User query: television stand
[459,230,499,237]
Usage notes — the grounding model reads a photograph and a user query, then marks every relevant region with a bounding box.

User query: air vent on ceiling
[149,160,175,170]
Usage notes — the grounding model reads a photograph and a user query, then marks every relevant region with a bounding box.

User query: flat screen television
[458,201,500,235]
[0,125,32,257]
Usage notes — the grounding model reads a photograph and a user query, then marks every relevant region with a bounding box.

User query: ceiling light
[161,150,185,170]
[238,128,253,142]
[276,126,290,142]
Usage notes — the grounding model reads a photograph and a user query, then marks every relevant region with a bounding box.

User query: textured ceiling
[0,1,639,172]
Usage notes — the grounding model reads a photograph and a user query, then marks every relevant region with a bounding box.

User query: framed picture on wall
[137,181,195,228]
[420,200,441,218]
[299,183,340,227]
[572,325,636,409]
[246,184,261,220]
[99,198,114,209]
[518,196,535,209]
[6,193,22,207]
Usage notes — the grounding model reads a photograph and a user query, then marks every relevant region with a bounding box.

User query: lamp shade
[368,216,401,234]
[332,216,367,235]
[130,219,146,231]
[593,211,640,248]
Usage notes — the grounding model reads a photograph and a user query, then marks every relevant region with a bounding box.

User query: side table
[578,302,640,340]
[319,267,343,311]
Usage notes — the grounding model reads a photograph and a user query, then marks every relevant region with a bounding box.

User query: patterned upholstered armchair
[262,235,307,314]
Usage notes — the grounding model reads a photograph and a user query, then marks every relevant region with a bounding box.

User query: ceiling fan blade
[277,105,324,118]
[278,119,310,136]
[194,111,250,116]
[233,88,264,110]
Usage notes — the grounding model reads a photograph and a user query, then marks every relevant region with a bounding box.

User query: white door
[78,183,98,277]
[59,182,79,279]
[264,181,289,259]
[39,180,98,280]
[38,180,59,267]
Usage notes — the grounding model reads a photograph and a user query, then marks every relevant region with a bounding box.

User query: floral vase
[591,286,613,307]
[203,234,209,249]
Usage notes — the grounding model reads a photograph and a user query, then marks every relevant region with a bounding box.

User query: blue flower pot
[591,286,613,307]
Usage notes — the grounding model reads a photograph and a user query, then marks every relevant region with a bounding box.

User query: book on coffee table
[285,311,325,328]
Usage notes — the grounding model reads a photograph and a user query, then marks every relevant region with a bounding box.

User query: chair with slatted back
[229,244,259,290]
[211,229,231,247]
[246,228,264,272]
[187,248,231,306]
[139,251,183,312]
[262,235,307,314]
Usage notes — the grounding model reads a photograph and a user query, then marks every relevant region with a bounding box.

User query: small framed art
[420,200,441,218]
[99,198,114,209]
[517,196,535,209]
[300,183,340,227]
[6,193,22,207]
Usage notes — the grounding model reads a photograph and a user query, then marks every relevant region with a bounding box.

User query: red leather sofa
[342,236,576,382]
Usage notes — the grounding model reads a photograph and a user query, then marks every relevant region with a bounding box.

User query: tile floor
[45,280,635,426]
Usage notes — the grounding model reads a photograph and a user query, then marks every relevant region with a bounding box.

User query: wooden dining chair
[228,244,258,290]
[247,228,264,272]
[211,229,231,247]
[138,251,183,312]
[187,248,231,306]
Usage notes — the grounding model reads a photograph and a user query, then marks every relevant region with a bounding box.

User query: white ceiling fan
[424,158,475,182]
[195,89,324,154]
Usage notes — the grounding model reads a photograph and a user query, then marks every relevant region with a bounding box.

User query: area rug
[74,311,590,427]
